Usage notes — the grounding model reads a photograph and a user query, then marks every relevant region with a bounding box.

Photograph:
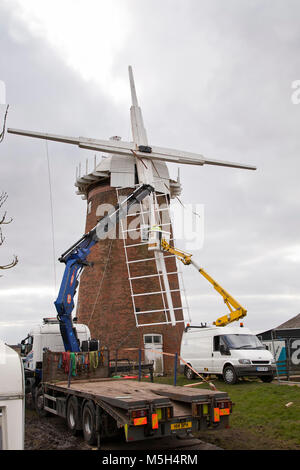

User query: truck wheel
[223,366,238,385]
[82,401,97,446]
[35,385,50,417]
[184,365,195,380]
[67,396,81,435]
[260,375,274,383]
[29,384,36,409]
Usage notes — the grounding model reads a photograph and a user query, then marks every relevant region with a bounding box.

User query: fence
[260,331,300,383]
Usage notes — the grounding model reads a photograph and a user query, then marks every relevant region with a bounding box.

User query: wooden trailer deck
[138,381,228,402]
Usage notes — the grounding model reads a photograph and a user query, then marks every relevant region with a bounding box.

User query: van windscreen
[223,334,264,350]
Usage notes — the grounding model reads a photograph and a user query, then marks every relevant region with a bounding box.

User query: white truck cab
[21,318,90,373]
[0,341,25,450]
[21,318,91,396]
[180,324,276,384]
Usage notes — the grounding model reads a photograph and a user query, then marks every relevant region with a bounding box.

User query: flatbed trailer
[35,351,233,448]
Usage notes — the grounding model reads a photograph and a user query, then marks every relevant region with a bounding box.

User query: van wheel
[260,375,273,383]
[223,366,238,385]
[82,401,97,446]
[184,365,195,380]
[67,396,81,435]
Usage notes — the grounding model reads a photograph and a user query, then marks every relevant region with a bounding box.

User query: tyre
[223,365,238,385]
[184,365,195,380]
[35,385,50,417]
[82,401,97,446]
[31,384,36,407]
[66,396,81,435]
[25,383,36,410]
[260,375,274,383]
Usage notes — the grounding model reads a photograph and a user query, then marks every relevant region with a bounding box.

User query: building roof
[257,313,300,340]
[75,152,182,200]
[275,313,300,330]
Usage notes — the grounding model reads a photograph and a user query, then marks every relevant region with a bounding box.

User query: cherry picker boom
[55,184,154,352]
[160,239,247,327]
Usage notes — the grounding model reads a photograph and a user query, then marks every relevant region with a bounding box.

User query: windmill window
[153,336,162,344]
[144,336,153,344]
[144,335,163,345]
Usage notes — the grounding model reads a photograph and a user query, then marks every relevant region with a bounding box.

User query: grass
[151,375,300,450]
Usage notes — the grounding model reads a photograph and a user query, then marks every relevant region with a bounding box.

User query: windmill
[8,67,256,334]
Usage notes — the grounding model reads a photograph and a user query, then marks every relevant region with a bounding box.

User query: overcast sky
[1,0,300,344]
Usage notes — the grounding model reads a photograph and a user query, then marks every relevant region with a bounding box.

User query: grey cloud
[1,0,300,342]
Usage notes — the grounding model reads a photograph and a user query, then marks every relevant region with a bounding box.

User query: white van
[180,325,276,384]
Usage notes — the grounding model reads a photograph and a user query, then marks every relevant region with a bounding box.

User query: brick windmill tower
[73,68,188,373]
[8,67,256,373]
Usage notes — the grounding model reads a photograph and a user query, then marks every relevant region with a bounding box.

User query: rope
[131,149,148,169]
[151,159,201,219]
[99,348,105,365]
[62,352,70,373]
[123,347,217,391]
[45,140,57,292]
[59,351,103,375]
[87,238,114,328]
[84,352,90,369]
[89,351,99,369]
[70,352,77,376]
[0,105,9,143]
[78,353,85,372]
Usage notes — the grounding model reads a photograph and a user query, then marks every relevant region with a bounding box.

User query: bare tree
[0,192,18,272]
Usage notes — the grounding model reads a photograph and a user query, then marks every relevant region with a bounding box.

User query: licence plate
[171,421,192,430]
[219,408,230,416]
[256,367,268,372]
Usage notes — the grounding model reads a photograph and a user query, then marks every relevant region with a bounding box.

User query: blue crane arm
[54,184,154,352]
[54,244,95,352]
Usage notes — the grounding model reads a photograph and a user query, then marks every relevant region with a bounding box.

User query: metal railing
[270,333,300,383]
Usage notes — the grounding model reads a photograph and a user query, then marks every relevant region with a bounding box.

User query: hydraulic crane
[160,239,247,327]
[54,184,154,352]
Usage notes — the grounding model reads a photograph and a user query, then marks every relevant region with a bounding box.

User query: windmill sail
[7,127,256,170]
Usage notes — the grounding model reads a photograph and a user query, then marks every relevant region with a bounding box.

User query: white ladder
[116,187,191,327]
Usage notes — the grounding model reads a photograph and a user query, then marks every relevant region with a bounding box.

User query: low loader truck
[20,184,233,447]
[31,347,233,446]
